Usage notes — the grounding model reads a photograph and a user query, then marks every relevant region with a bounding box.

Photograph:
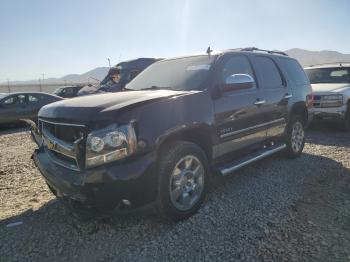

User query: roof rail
[240,47,288,56]
[309,62,350,67]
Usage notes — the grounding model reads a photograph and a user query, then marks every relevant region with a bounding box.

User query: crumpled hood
[311,83,350,93]
[39,90,191,122]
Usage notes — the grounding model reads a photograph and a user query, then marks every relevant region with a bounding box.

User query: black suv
[31,48,312,221]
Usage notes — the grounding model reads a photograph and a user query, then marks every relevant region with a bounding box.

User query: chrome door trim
[253,100,266,105]
[220,118,286,139]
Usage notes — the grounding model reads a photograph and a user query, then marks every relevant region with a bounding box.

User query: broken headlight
[86,123,137,168]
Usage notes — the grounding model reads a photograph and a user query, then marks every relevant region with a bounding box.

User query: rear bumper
[310,104,347,120]
[32,147,158,212]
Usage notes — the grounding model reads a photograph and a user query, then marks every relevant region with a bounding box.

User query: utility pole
[107,58,111,68]
[41,73,45,92]
[7,79,10,93]
[39,78,42,92]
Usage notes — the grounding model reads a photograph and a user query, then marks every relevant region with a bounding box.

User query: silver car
[305,63,350,130]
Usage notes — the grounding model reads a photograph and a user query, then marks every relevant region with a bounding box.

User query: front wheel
[284,115,305,158]
[157,141,209,222]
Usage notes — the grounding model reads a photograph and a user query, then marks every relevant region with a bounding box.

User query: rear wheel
[157,141,209,222]
[284,115,305,158]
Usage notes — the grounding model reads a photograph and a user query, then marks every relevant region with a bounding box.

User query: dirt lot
[0,123,350,262]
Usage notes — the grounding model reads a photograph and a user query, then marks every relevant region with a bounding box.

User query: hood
[39,90,191,122]
[311,83,350,93]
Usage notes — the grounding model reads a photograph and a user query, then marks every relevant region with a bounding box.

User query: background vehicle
[305,63,350,130]
[77,58,162,96]
[0,92,62,125]
[53,85,83,98]
[32,48,311,221]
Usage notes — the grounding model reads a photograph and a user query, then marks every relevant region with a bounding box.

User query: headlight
[86,123,137,168]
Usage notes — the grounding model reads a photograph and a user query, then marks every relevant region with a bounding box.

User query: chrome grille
[312,95,343,108]
[39,119,86,171]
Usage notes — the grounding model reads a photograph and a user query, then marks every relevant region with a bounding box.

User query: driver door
[213,54,268,159]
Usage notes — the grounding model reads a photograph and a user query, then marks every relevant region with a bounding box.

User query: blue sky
[1,0,350,81]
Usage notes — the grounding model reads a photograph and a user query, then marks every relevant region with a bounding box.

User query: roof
[305,62,350,69]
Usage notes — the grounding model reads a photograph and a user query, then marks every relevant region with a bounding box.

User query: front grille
[312,95,343,108]
[39,119,86,170]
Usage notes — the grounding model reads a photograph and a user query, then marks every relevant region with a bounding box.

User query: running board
[217,144,286,176]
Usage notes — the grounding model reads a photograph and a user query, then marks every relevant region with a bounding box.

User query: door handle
[284,94,293,99]
[254,99,266,106]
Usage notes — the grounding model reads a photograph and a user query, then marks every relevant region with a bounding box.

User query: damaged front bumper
[32,145,158,212]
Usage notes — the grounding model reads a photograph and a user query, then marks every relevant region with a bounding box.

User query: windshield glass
[0,94,7,100]
[305,67,350,84]
[126,55,216,91]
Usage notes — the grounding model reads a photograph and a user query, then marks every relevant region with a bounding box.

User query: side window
[279,58,309,85]
[255,56,283,88]
[221,56,255,87]
[28,95,39,103]
[66,88,74,95]
[3,96,16,105]
[3,95,26,105]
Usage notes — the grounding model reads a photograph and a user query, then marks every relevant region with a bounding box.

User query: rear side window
[255,56,283,88]
[279,58,309,85]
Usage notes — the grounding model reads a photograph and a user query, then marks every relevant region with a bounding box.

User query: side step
[217,144,286,176]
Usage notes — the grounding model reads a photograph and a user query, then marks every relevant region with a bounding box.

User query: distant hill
[1,67,109,86]
[285,48,350,67]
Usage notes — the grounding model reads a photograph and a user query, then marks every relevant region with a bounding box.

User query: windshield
[0,94,7,100]
[305,67,350,84]
[126,55,216,91]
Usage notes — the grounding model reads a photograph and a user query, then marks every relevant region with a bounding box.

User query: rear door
[213,54,268,159]
[252,55,290,139]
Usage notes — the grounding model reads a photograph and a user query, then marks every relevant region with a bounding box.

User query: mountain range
[2,48,350,85]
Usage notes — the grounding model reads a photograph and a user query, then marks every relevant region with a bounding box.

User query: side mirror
[222,74,255,92]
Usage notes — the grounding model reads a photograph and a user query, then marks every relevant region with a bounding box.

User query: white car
[305,63,350,130]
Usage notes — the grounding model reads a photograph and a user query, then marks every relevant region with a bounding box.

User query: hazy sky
[1,0,350,81]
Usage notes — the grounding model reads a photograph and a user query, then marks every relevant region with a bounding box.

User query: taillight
[306,94,314,108]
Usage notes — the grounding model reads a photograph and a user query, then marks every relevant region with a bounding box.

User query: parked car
[77,58,162,96]
[304,63,350,130]
[31,47,312,221]
[53,85,83,98]
[0,92,62,126]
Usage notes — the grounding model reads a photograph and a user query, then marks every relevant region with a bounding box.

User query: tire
[157,141,209,222]
[284,115,305,158]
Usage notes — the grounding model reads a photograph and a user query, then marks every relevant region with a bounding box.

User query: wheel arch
[289,102,308,126]
[155,125,213,163]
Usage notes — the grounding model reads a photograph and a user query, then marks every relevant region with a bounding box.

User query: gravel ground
[0,123,349,262]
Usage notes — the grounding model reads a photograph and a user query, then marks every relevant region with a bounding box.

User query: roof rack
[309,62,350,67]
[240,47,288,56]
